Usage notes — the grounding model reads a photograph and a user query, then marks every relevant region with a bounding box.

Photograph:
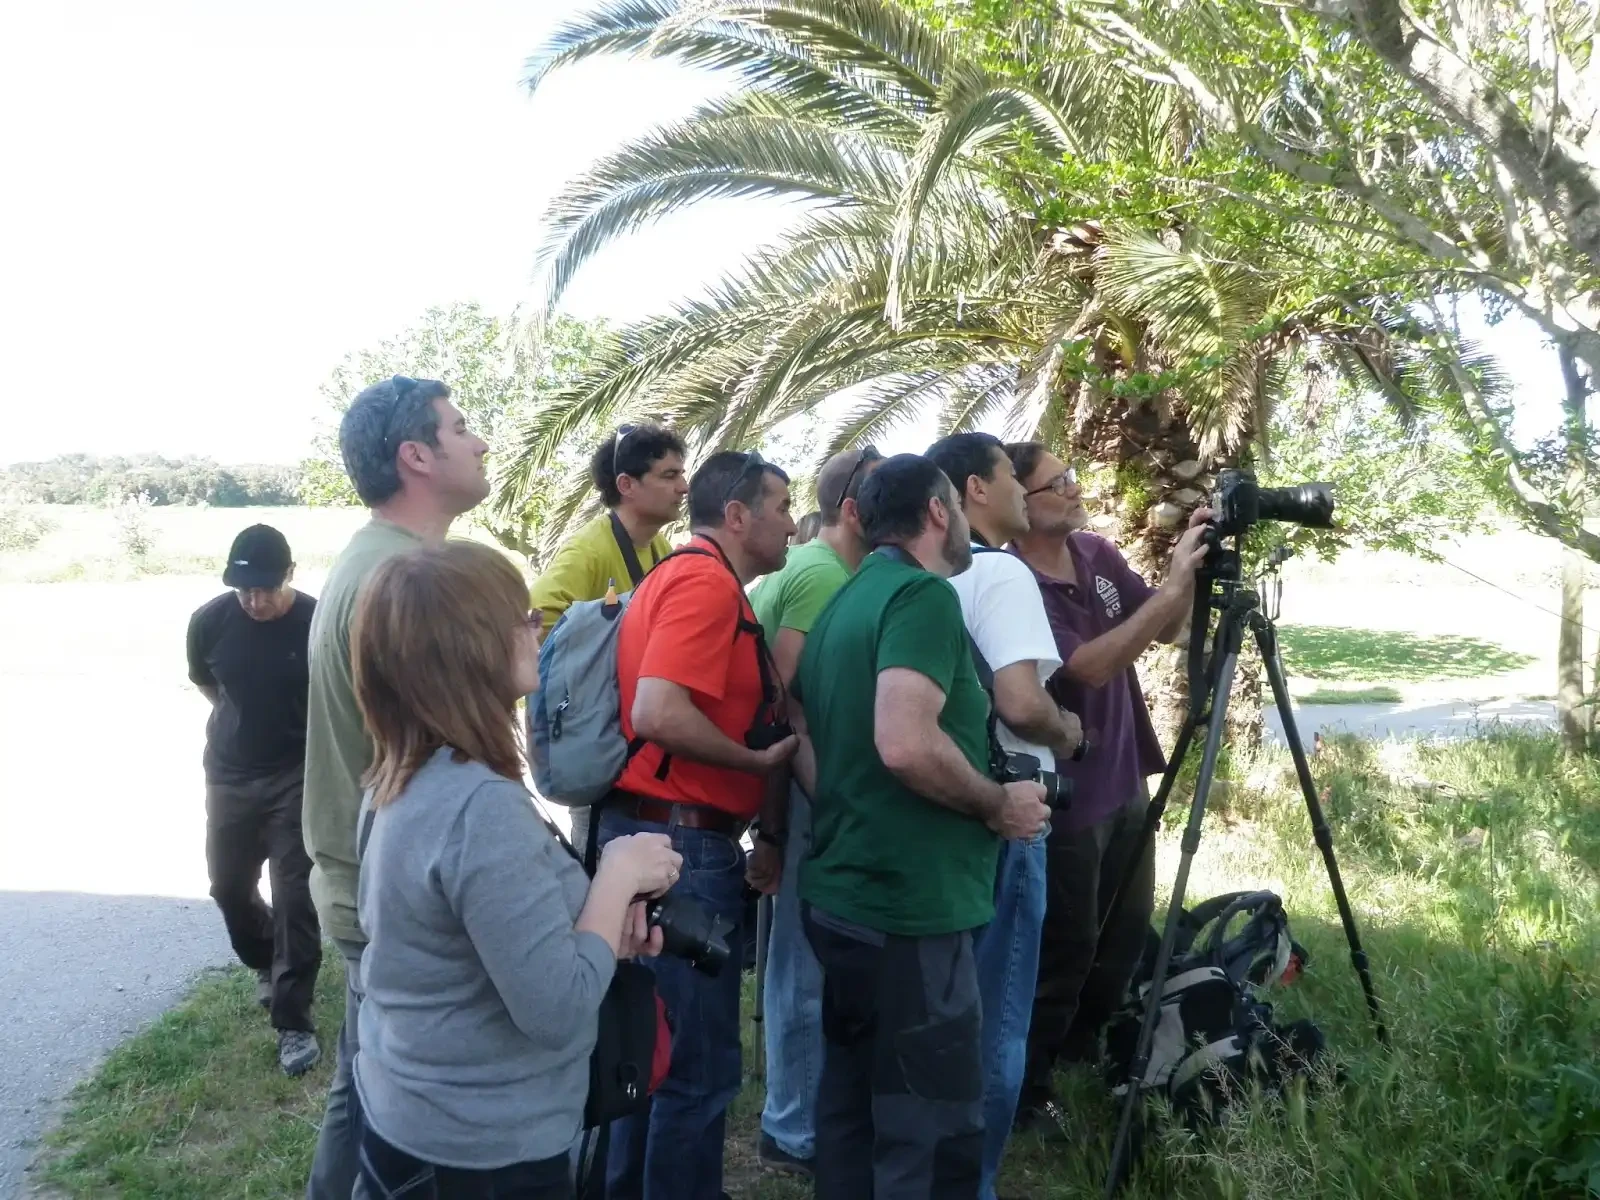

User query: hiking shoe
[278,1029,321,1077]
[757,1133,814,1178]
[254,968,272,1010]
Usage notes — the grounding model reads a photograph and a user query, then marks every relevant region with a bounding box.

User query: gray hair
[339,376,450,507]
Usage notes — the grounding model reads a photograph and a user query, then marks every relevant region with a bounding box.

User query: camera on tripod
[1207,469,1335,542]
[996,751,1072,810]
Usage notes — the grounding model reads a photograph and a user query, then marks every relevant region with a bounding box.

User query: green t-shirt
[750,537,851,640]
[304,518,424,945]
[796,552,999,936]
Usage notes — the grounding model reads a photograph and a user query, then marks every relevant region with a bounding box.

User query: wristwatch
[752,822,787,849]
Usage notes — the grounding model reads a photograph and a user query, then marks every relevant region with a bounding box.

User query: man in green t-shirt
[795,453,1050,1198]
[303,375,490,1200]
[746,445,882,1176]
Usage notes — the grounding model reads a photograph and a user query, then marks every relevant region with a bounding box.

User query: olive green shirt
[303,518,424,946]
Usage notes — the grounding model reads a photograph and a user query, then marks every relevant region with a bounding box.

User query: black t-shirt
[186,590,316,783]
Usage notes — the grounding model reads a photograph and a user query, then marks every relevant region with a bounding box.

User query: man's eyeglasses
[612,424,639,484]
[382,376,423,457]
[1025,466,1078,498]
[837,444,881,508]
[722,449,768,510]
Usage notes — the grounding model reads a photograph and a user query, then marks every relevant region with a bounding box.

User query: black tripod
[1100,543,1389,1197]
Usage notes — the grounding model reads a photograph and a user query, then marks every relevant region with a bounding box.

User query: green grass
[1299,684,1405,705]
[1279,625,1536,683]
[36,732,1600,1199]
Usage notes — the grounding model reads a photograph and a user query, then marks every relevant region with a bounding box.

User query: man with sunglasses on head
[1005,442,1211,1130]
[925,433,1084,1200]
[601,450,800,1200]
[302,375,490,1200]
[745,444,883,1178]
[530,422,689,853]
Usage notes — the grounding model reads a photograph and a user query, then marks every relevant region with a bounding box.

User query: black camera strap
[642,535,787,783]
[609,512,649,591]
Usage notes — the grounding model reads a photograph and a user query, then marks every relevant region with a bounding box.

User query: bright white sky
[0,0,1569,468]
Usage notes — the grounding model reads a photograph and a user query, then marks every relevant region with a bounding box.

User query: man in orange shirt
[600,449,800,1200]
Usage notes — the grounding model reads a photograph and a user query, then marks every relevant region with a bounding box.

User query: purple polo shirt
[1015,532,1167,832]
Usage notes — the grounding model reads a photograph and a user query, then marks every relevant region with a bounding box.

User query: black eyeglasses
[838,444,881,507]
[1025,466,1078,498]
[722,449,768,510]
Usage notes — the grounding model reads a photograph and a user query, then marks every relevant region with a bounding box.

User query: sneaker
[278,1029,321,1077]
[757,1133,814,1178]
[254,968,272,1010]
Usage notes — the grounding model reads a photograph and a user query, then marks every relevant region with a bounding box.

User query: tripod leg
[1103,649,1240,1198]
[754,893,772,1076]
[1098,714,1197,942]
[1256,620,1389,1046]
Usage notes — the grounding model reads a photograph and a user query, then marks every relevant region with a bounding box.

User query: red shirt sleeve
[635,566,740,700]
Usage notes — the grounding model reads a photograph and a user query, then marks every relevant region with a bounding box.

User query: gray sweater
[353,747,615,1168]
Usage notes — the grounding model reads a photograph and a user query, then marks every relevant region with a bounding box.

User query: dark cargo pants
[204,762,321,1033]
[804,904,985,1200]
[1021,791,1154,1110]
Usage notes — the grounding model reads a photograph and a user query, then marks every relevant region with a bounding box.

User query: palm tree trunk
[1065,388,1260,757]
[1557,344,1590,753]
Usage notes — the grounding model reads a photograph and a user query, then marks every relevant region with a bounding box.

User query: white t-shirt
[947,545,1064,770]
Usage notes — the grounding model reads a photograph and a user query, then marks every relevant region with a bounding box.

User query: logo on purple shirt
[1095,575,1122,619]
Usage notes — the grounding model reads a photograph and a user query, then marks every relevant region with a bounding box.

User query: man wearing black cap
[186,523,322,1077]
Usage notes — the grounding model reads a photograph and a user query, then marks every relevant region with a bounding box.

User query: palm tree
[499,0,1473,740]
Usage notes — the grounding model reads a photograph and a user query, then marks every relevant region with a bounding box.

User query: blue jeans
[599,809,747,1200]
[973,834,1047,1200]
[759,785,823,1160]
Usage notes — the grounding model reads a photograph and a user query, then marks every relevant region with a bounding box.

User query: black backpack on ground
[1104,891,1325,1125]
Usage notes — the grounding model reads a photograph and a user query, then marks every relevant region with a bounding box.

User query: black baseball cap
[223,525,292,589]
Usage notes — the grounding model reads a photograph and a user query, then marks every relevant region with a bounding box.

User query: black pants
[803,905,984,1200]
[205,763,321,1033]
[359,1126,573,1200]
[1021,791,1154,1109]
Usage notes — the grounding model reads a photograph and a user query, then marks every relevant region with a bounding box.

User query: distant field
[0,504,367,583]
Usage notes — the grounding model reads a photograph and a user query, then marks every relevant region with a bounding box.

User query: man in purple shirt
[1005,441,1211,1125]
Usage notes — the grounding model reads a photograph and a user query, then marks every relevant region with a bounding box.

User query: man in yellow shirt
[530,423,688,627]
[530,422,689,851]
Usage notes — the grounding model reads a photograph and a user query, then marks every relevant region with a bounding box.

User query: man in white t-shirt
[927,433,1084,1200]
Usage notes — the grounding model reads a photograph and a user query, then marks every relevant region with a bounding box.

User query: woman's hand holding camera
[619,900,666,960]
[599,832,684,898]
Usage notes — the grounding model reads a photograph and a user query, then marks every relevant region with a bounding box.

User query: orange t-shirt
[615,536,767,818]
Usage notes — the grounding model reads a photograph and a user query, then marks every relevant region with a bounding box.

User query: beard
[944,520,974,577]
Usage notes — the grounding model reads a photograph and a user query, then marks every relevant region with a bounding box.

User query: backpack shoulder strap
[609,512,648,590]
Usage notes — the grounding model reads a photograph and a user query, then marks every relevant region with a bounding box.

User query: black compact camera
[645,893,734,977]
[1210,469,1335,538]
[744,718,795,751]
[997,751,1073,811]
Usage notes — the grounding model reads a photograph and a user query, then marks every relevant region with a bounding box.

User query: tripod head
[1183,529,1295,723]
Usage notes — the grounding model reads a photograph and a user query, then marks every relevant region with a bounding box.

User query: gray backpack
[528,546,713,807]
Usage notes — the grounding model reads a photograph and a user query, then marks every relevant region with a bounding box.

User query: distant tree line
[1,454,301,507]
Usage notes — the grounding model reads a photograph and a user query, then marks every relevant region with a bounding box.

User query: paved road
[1266,696,1557,744]
[0,578,305,1199]
[0,895,229,1198]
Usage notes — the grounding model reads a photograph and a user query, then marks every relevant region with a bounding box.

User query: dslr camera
[645,892,733,977]
[1209,469,1334,538]
[996,751,1073,811]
